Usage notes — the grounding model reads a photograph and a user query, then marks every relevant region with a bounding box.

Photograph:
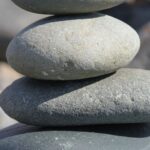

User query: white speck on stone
[57,76,63,80]
[55,137,59,141]
[42,71,48,76]
[116,94,122,99]
[51,69,55,73]
[22,97,26,103]
[59,142,73,149]
[88,141,93,144]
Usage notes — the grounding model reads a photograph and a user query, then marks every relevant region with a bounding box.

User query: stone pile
[0,0,150,149]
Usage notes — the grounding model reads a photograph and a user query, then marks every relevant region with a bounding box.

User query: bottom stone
[0,124,150,150]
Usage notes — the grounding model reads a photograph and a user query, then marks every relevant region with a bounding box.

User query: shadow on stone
[0,72,113,106]
[0,123,150,140]
[20,13,105,34]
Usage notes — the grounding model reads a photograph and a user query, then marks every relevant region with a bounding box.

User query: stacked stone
[0,0,150,149]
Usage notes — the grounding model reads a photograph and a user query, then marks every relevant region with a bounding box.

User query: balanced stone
[1,129,150,150]
[1,68,150,126]
[11,0,125,14]
[1,123,150,141]
[7,14,140,80]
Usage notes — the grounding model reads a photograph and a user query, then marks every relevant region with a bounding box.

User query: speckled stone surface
[7,14,140,80]
[11,0,125,14]
[1,124,150,150]
[0,68,150,126]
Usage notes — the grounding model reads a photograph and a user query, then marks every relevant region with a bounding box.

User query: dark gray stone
[1,124,150,150]
[1,123,150,140]
[0,123,39,140]
[1,68,150,126]
[11,0,125,14]
[7,14,140,80]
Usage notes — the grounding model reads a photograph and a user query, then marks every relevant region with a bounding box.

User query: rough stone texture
[1,125,150,150]
[1,68,150,126]
[11,0,125,14]
[7,14,140,80]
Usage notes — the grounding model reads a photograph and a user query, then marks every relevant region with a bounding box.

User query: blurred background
[0,0,150,129]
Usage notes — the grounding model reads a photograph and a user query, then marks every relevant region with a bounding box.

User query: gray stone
[7,14,140,80]
[1,126,150,150]
[1,68,150,126]
[1,123,150,141]
[11,0,125,14]
[0,123,40,140]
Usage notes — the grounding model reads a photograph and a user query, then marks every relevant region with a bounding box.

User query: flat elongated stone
[0,68,150,126]
[7,14,140,80]
[1,123,150,141]
[1,128,150,150]
[11,0,125,14]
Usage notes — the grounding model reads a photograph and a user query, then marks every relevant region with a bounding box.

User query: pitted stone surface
[7,14,140,80]
[0,68,150,126]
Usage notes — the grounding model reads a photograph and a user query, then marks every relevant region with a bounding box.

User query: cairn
[1,0,150,149]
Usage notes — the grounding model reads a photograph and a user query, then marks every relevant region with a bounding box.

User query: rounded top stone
[11,0,125,14]
[6,14,140,80]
